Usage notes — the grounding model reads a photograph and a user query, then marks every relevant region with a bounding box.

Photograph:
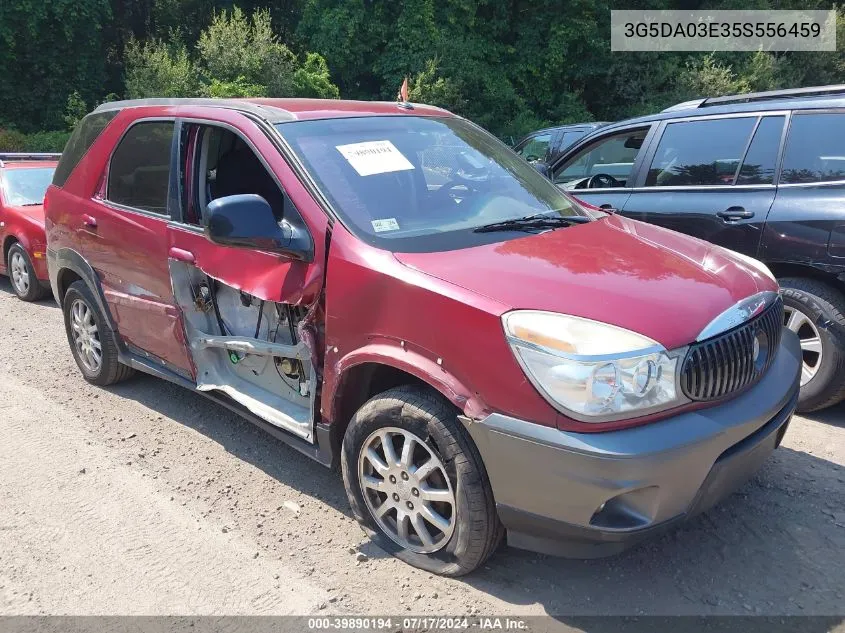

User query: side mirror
[205,194,313,262]
[532,162,551,179]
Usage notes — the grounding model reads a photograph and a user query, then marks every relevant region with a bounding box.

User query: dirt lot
[1,276,843,618]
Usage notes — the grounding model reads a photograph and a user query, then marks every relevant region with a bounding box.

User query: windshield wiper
[473,213,592,233]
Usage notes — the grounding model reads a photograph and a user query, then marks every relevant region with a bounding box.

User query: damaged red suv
[46,98,801,576]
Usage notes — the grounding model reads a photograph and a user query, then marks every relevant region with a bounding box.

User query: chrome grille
[681,298,783,401]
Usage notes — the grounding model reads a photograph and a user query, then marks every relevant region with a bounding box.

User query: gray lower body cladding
[463,330,803,558]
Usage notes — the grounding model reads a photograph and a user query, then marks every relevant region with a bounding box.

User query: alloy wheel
[358,427,456,554]
[784,305,823,386]
[70,299,103,373]
[9,251,29,295]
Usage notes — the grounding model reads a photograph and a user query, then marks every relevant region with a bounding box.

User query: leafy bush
[23,131,71,152]
[0,129,27,152]
[0,129,69,152]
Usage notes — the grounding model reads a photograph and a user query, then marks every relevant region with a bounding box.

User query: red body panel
[395,214,778,351]
[0,162,56,282]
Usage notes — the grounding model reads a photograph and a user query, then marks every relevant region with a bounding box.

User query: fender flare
[325,342,490,424]
[51,248,122,340]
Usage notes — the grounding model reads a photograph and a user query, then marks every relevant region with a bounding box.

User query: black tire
[341,385,503,576]
[780,277,845,412]
[62,280,135,386]
[6,243,48,302]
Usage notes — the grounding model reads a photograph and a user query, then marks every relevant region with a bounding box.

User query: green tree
[124,37,200,98]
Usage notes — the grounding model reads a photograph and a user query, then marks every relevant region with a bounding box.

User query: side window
[737,116,785,185]
[554,128,647,186]
[781,113,845,184]
[186,125,286,226]
[645,117,756,187]
[107,121,174,213]
[53,110,118,187]
[558,130,588,152]
[516,133,552,163]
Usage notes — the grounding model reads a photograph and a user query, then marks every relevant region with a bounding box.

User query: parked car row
[525,85,845,414]
[2,96,802,577]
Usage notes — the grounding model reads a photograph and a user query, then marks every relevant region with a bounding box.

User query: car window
[516,133,552,163]
[558,130,588,152]
[277,116,583,253]
[53,110,118,187]
[554,129,647,186]
[646,117,757,187]
[1,167,56,206]
[183,124,287,226]
[780,113,845,184]
[107,121,174,214]
[737,116,785,185]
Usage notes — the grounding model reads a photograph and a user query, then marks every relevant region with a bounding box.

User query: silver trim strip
[696,291,780,342]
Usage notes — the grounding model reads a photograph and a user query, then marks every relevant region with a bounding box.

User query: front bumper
[462,329,802,558]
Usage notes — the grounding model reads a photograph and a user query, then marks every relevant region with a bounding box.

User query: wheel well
[56,268,83,304]
[768,262,845,296]
[2,236,18,262]
[331,363,435,445]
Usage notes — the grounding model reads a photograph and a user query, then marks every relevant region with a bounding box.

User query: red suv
[0,153,58,301]
[46,98,801,575]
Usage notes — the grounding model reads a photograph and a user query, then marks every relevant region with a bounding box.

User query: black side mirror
[206,194,313,262]
[532,161,551,178]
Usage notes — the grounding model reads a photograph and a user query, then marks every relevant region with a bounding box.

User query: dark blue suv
[550,85,845,413]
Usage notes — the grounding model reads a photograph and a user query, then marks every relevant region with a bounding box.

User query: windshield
[1,167,55,206]
[276,116,583,252]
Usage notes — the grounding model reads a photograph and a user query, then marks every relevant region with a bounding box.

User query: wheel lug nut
[389,475,396,483]
[412,488,419,496]
[401,472,409,481]
[392,493,400,502]
[406,501,414,510]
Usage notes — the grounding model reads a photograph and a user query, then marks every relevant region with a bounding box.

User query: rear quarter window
[781,113,845,184]
[53,110,119,187]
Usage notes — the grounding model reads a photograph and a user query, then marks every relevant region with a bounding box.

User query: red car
[46,99,801,575]
[0,153,58,301]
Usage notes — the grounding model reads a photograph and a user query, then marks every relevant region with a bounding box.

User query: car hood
[393,214,778,351]
[7,203,45,225]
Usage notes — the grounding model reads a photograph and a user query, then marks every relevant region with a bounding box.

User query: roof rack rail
[699,84,845,108]
[0,152,62,167]
[661,85,845,113]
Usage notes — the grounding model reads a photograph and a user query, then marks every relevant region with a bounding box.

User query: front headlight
[503,311,688,423]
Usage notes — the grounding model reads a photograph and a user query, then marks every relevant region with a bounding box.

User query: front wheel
[341,385,502,576]
[780,277,845,412]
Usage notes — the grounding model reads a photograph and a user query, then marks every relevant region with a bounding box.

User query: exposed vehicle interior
[173,124,314,440]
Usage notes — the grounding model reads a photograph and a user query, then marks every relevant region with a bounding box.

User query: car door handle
[81,214,98,228]
[168,247,195,264]
[717,207,754,221]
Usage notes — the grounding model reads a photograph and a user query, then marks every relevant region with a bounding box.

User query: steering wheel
[586,173,620,189]
[431,181,476,204]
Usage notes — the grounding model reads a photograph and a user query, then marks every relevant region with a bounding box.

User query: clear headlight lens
[503,311,688,422]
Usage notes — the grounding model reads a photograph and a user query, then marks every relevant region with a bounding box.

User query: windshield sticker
[371,218,400,233]
[336,140,415,177]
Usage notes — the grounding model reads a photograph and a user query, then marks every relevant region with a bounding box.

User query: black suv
[513,122,607,169]
[549,85,845,413]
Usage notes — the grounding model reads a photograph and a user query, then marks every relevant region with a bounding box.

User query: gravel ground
[0,277,843,618]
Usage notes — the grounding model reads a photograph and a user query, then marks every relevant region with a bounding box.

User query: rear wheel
[62,280,135,386]
[7,243,48,302]
[341,385,502,576]
[779,277,845,412]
